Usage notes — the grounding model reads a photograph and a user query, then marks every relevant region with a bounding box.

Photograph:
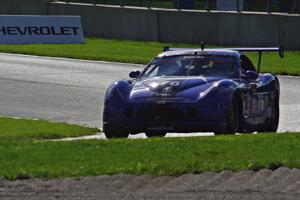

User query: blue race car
[103,46,284,138]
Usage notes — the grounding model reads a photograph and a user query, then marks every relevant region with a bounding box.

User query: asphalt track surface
[0,53,300,134]
[1,53,300,200]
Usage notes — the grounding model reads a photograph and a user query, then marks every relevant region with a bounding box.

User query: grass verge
[0,132,299,180]
[0,38,299,75]
[0,117,99,140]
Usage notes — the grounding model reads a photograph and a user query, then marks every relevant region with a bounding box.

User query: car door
[240,56,270,127]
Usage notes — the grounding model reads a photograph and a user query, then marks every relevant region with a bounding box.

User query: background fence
[57,0,300,14]
[0,0,299,49]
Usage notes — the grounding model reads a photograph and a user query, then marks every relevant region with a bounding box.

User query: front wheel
[261,96,279,132]
[104,125,129,139]
[104,131,129,139]
[145,131,166,138]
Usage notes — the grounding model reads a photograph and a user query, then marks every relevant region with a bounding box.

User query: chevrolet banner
[0,15,84,44]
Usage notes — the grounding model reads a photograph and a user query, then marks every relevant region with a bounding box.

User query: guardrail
[56,0,300,14]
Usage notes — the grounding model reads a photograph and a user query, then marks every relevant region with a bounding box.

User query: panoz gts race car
[103,46,284,138]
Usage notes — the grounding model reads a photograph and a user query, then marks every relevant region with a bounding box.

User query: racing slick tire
[214,97,240,135]
[261,95,279,132]
[145,131,167,138]
[104,125,129,139]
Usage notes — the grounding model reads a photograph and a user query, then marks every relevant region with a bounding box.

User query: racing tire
[104,126,129,139]
[261,95,279,133]
[215,97,240,135]
[145,131,167,138]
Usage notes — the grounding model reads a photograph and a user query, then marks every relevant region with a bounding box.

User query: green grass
[0,38,299,75]
[247,52,300,75]
[0,38,192,64]
[0,132,300,180]
[0,117,99,140]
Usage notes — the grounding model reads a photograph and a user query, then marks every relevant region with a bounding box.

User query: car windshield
[140,55,239,78]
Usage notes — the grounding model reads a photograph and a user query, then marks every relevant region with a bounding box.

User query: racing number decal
[256,93,269,115]
[243,93,251,117]
[243,92,269,117]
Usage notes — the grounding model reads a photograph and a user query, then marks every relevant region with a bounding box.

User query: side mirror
[242,70,258,80]
[129,70,141,78]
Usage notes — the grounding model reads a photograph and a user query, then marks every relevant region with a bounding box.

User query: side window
[240,55,256,73]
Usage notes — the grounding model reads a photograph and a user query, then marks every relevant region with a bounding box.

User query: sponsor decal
[162,86,173,93]
[0,16,84,44]
[0,26,79,36]
[156,100,167,104]
[147,126,174,131]
[156,93,171,98]
[169,81,181,87]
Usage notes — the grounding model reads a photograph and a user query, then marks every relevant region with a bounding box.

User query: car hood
[129,76,224,103]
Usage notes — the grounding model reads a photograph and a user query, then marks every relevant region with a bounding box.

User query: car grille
[135,107,185,121]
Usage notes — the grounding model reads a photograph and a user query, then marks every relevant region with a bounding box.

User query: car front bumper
[103,120,227,134]
[103,101,228,134]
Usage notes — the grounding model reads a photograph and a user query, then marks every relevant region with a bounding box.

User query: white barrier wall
[0,16,84,44]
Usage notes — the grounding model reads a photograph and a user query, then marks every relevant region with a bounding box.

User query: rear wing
[163,45,284,72]
[229,47,284,72]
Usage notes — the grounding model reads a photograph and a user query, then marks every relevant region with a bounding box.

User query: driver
[157,61,183,76]
[188,59,210,76]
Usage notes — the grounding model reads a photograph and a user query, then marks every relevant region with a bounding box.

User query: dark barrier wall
[48,3,300,50]
[0,0,48,15]
[157,9,219,44]
[0,1,299,49]
[216,12,280,47]
[48,3,159,41]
